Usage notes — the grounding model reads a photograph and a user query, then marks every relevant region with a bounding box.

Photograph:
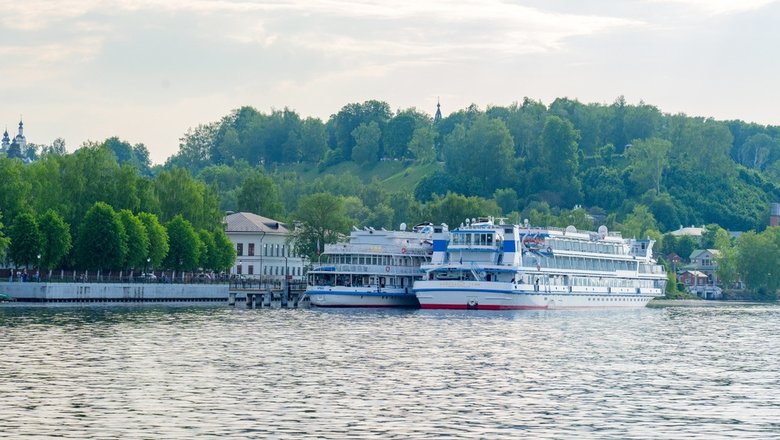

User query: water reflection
[2,303,779,438]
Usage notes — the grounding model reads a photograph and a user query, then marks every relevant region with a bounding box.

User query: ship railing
[520,226,623,238]
[311,264,422,275]
[639,265,666,274]
[322,243,430,255]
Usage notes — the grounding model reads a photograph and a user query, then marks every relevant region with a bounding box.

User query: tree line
[0,141,235,274]
[169,97,780,234]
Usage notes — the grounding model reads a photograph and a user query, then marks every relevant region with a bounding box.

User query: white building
[224,212,305,281]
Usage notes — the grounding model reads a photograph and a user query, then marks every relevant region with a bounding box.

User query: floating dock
[228,287,309,309]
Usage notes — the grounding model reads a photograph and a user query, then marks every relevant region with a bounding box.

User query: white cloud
[646,0,778,15]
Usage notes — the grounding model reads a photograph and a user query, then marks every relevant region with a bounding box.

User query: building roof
[681,270,708,278]
[670,226,705,237]
[224,212,291,234]
[689,249,720,260]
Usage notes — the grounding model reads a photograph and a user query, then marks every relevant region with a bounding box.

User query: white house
[224,212,305,282]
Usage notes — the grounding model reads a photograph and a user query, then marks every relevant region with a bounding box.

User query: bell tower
[1,127,9,151]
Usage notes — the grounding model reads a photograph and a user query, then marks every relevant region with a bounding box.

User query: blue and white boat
[413,217,667,310]
[307,223,435,308]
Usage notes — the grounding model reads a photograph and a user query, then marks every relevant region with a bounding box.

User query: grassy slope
[277,160,443,193]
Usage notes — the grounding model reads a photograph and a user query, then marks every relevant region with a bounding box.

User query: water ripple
[2,303,780,438]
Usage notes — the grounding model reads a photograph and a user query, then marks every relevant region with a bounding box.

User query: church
[1,119,27,157]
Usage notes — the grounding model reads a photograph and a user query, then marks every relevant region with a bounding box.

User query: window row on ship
[519,274,660,289]
[525,255,639,272]
[323,254,427,267]
[545,238,628,255]
[450,232,499,246]
[309,273,413,288]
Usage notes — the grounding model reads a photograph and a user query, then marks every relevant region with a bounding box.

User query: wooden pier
[228,287,309,309]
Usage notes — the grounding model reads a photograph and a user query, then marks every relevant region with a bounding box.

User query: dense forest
[160,97,780,232]
[3,96,780,296]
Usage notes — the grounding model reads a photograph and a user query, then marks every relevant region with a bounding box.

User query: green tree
[8,212,42,268]
[423,193,501,230]
[40,138,67,156]
[494,188,519,215]
[27,154,67,221]
[0,212,10,257]
[118,210,150,270]
[387,191,422,229]
[528,115,582,205]
[212,227,237,272]
[155,166,221,229]
[365,203,395,230]
[716,241,738,290]
[384,112,418,158]
[331,100,392,161]
[700,224,730,249]
[300,117,328,163]
[648,193,681,232]
[581,166,626,211]
[164,215,201,271]
[441,115,515,197]
[38,209,72,271]
[76,202,128,270]
[407,125,437,163]
[168,122,219,171]
[734,228,780,298]
[351,122,381,165]
[557,207,595,231]
[626,137,671,195]
[291,193,351,257]
[138,212,169,269]
[0,157,32,223]
[659,233,677,257]
[236,170,285,218]
[620,205,659,239]
[676,235,697,262]
[198,229,218,271]
[738,133,777,170]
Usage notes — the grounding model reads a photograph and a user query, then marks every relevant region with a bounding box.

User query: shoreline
[648,298,774,307]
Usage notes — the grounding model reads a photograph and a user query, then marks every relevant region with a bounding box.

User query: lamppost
[283,256,289,304]
[36,254,41,282]
[238,259,243,287]
[259,231,266,288]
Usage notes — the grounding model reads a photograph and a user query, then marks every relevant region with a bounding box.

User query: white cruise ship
[413,217,667,310]
[307,223,436,308]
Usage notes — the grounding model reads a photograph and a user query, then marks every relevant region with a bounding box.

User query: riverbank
[648,298,769,308]
[0,281,229,303]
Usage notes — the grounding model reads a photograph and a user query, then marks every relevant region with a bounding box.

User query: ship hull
[308,288,419,308]
[414,281,659,310]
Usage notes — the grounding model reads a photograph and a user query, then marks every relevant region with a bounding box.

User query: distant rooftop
[224,212,290,234]
[670,226,705,237]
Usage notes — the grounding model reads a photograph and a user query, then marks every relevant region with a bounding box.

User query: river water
[1,303,779,439]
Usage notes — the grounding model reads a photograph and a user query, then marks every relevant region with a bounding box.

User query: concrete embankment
[0,282,228,303]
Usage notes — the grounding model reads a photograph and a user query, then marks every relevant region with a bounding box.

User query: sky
[2,0,780,164]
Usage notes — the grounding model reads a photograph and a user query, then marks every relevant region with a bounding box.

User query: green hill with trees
[2,95,780,297]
